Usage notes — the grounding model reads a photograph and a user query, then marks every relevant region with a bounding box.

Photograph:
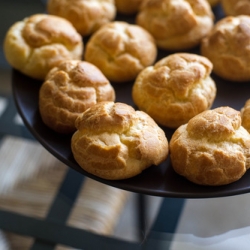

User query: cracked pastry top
[3,14,83,80]
[201,15,250,82]
[39,60,115,134]
[136,0,214,50]
[71,101,169,180]
[47,0,116,36]
[170,106,250,186]
[84,21,157,83]
[221,0,250,16]
[132,53,217,128]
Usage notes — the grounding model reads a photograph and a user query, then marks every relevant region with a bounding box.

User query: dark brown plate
[11,4,250,198]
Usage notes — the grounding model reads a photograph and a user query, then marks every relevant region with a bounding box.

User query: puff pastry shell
[84,21,157,83]
[136,0,214,50]
[39,60,115,133]
[71,102,169,180]
[4,14,83,80]
[170,107,250,186]
[47,0,116,36]
[201,15,250,82]
[221,0,250,16]
[132,53,216,128]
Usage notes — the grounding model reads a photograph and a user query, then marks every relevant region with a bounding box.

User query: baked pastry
[206,0,220,7]
[136,0,214,50]
[115,0,144,14]
[71,102,169,180]
[4,14,83,80]
[132,53,217,128]
[84,21,157,83]
[201,15,250,82]
[170,106,250,186]
[221,0,250,16]
[47,0,116,37]
[39,60,115,134]
[241,99,250,133]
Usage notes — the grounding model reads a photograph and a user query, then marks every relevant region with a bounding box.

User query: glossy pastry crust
[136,0,214,50]
[132,53,216,128]
[84,21,157,83]
[39,60,115,134]
[201,15,250,82]
[170,107,250,186]
[4,14,83,80]
[71,102,169,180]
[47,0,116,36]
[221,0,250,16]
